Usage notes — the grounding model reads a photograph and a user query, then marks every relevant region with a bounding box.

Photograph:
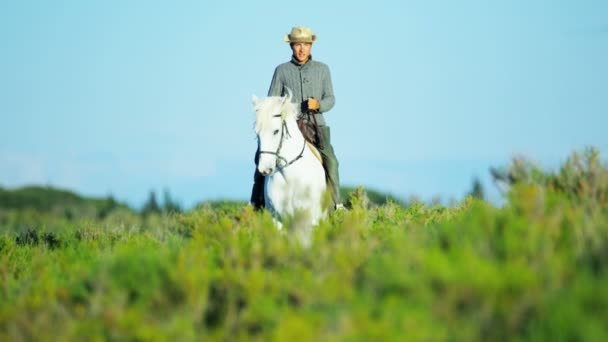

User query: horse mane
[254,93,298,134]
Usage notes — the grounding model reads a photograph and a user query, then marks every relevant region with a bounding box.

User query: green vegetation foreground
[1,149,608,340]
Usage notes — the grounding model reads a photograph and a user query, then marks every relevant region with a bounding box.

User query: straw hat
[284,26,317,43]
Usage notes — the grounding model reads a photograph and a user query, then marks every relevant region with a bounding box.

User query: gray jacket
[267,56,335,126]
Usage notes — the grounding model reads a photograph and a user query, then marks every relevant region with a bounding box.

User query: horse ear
[252,95,259,106]
[286,87,293,102]
[283,87,293,105]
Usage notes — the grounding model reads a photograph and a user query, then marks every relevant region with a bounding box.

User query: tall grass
[1,149,608,340]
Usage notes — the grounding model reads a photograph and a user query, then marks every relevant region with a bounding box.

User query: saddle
[306,141,323,165]
[297,113,323,165]
[298,117,330,189]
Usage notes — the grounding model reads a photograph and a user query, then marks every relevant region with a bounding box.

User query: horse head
[253,90,298,176]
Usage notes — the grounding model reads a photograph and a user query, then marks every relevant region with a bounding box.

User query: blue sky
[1,0,607,208]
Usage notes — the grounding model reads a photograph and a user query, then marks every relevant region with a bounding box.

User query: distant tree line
[0,186,184,219]
[141,189,182,216]
[4,146,604,219]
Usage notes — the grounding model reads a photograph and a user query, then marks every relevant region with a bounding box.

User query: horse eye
[273,129,280,135]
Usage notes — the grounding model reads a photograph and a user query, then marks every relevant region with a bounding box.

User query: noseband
[259,114,306,171]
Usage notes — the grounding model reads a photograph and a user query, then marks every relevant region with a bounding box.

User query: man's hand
[307,97,320,112]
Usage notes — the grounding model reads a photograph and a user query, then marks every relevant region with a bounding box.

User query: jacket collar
[291,55,313,67]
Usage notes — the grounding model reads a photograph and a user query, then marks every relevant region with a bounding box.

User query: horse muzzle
[258,164,275,176]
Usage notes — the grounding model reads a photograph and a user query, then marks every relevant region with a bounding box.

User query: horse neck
[279,116,306,157]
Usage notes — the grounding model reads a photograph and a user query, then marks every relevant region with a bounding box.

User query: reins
[259,114,306,171]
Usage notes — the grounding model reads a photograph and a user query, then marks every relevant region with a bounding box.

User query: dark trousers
[250,125,341,209]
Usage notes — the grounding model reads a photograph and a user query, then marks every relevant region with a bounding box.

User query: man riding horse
[251,26,344,211]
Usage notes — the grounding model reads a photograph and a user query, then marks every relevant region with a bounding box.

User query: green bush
[1,149,607,340]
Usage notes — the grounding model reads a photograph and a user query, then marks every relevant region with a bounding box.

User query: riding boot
[250,169,265,210]
[250,146,265,210]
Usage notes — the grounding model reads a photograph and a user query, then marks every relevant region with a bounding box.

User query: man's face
[291,42,312,63]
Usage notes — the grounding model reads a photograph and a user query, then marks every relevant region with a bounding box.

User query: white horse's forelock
[254,94,297,134]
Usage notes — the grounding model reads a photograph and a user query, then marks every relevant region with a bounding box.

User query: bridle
[259,114,306,171]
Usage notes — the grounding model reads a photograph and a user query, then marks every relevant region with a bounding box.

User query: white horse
[253,91,327,232]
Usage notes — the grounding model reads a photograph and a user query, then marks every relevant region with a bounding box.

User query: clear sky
[1,0,607,208]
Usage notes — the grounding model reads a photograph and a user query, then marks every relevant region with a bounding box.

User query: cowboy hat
[284,26,317,43]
